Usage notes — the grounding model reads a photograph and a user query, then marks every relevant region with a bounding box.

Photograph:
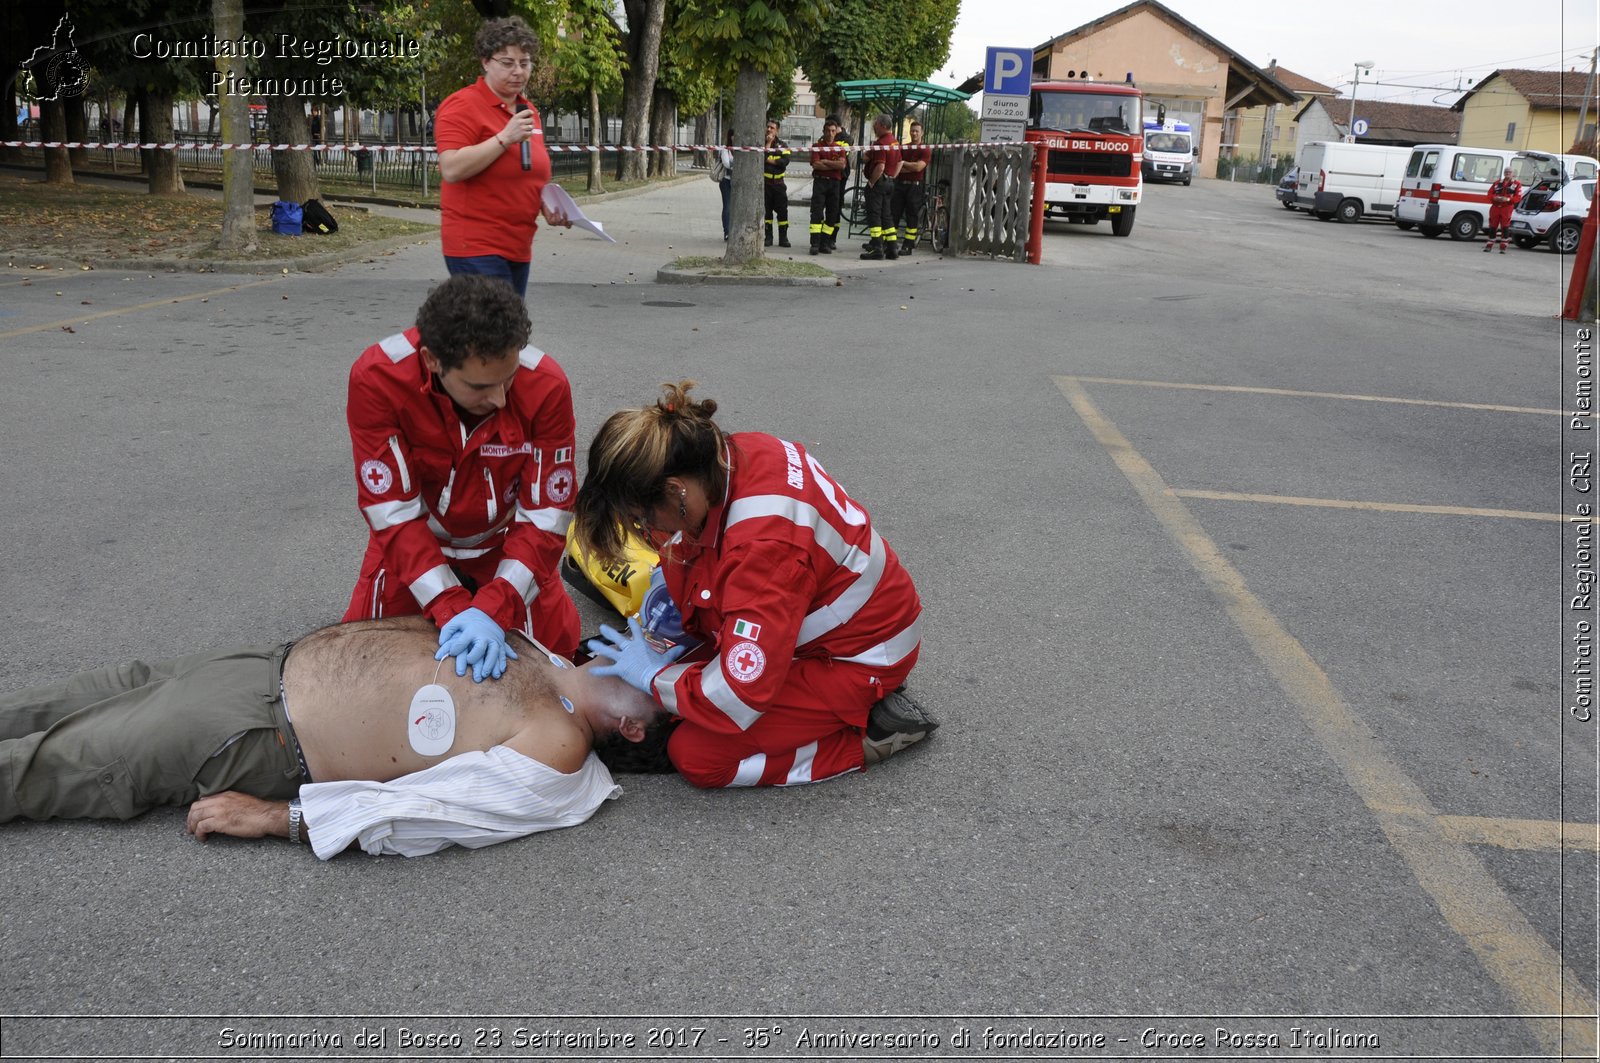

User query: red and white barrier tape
[1,140,1029,154]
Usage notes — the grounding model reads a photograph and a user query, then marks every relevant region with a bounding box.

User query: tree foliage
[797,0,957,113]
[671,0,828,263]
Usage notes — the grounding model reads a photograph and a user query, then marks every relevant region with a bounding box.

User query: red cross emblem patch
[725,640,766,683]
[360,459,393,494]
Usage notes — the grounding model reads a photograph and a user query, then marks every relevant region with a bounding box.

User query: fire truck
[1025,79,1144,236]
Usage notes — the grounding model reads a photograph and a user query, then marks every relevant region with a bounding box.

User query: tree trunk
[267,95,318,203]
[40,97,72,184]
[139,89,184,194]
[121,96,137,154]
[0,78,21,165]
[586,82,603,194]
[724,63,767,266]
[648,86,675,178]
[213,0,255,251]
[344,103,360,142]
[65,94,87,167]
[618,0,664,181]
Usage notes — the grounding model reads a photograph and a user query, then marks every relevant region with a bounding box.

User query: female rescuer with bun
[571,382,938,789]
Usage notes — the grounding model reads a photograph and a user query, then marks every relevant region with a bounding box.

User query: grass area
[0,174,438,264]
[670,255,834,278]
[0,175,436,264]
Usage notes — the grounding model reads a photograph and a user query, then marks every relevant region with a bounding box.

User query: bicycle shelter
[833,79,972,241]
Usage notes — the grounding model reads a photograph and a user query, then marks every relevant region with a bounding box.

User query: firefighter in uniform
[1485,167,1523,253]
[859,114,902,260]
[808,114,849,254]
[343,275,582,677]
[892,119,931,254]
[573,382,938,789]
[763,120,793,248]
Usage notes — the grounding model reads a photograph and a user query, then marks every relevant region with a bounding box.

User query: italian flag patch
[732,618,761,640]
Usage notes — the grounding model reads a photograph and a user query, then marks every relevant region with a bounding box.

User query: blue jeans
[444,255,530,298]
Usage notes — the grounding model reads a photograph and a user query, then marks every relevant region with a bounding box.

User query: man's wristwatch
[287,798,304,844]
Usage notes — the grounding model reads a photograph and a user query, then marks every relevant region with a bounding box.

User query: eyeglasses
[489,57,533,71]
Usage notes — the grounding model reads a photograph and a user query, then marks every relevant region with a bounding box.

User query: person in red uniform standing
[859,114,903,260]
[343,275,581,679]
[434,16,570,298]
[807,114,849,255]
[572,381,938,788]
[1485,167,1523,254]
[891,120,932,254]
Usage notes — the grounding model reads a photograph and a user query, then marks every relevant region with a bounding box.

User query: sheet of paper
[542,183,616,243]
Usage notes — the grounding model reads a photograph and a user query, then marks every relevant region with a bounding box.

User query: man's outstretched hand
[187,792,286,842]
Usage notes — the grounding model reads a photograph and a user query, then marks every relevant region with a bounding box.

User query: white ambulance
[1392,143,1517,240]
[1141,118,1194,185]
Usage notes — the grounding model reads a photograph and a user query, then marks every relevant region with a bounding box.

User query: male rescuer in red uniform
[343,275,581,680]
[891,119,931,254]
[859,114,903,260]
[808,114,849,255]
[1485,167,1523,254]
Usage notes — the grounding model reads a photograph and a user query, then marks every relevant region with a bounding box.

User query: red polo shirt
[434,78,551,261]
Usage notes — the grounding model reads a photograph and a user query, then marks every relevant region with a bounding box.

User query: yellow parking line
[1055,375,1597,1057]
[1437,815,1600,853]
[1070,375,1578,418]
[0,276,282,340]
[1172,488,1566,523]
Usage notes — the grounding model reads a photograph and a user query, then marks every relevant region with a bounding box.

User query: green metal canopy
[835,79,972,110]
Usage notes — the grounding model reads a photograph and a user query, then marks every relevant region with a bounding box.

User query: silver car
[1509,176,1594,253]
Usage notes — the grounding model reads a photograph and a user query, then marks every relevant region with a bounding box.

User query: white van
[1393,143,1517,240]
[1291,141,1411,222]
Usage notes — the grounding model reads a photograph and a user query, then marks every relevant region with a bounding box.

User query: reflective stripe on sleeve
[495,559,539,604]
[832,616,922,667]
[701,662,765,731]
[725,495,887,646]
[386,436,412,493]
[363,496,424,531]
[729,753,767,788]
[653,662,692,714]
[379,333,416,361]
[518,503,575,535]
[518,345,546,371]
[410,564,462,606]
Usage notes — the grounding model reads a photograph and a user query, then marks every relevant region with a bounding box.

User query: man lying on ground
[0,617,670,859]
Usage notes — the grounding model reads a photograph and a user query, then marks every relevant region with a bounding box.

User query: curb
[655,265,840,287]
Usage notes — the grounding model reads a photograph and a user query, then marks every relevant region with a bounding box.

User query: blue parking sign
[985,47,1032,97]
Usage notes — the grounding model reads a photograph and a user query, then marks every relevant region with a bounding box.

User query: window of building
[1505,121,1516,143]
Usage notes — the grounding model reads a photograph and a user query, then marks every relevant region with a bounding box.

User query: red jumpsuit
[1488,177,1523,231]
[342,328,580,656]
[651,433,922,788]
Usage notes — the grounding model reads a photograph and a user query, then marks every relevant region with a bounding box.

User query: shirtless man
[0,618,670,859]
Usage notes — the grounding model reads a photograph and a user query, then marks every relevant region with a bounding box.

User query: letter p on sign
[986,47,1031,97]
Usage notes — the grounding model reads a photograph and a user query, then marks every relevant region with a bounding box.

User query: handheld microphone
[515,102,531,171]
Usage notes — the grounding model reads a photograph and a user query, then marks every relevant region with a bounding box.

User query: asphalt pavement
[0,175,1592,1060]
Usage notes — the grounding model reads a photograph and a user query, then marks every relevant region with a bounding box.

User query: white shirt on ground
[299,747,621,859]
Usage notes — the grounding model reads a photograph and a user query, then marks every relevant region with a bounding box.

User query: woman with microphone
[434,16,570,297]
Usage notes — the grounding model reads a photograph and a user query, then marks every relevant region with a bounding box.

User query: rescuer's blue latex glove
[586,616,688,695]
[435,607,519,682]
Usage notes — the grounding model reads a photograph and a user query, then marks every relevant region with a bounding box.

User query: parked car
[1509,176,1595,253]
[1294,141,1410,222]
[1276,167,1298,209]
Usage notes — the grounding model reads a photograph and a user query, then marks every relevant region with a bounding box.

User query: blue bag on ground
[270,200,303,236]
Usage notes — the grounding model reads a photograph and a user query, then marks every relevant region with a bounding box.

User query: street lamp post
[1348,60,1374,141]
